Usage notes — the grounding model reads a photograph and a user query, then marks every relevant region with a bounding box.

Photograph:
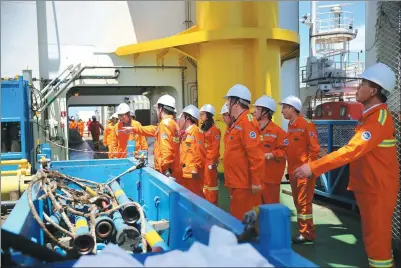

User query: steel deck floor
[217,179,368,267]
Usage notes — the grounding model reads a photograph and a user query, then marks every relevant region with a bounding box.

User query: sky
[298,1,366,67]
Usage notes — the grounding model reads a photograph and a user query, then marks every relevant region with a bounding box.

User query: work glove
[251,185,262,194]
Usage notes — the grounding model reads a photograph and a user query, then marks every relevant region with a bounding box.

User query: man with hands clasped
[223,84,265,220]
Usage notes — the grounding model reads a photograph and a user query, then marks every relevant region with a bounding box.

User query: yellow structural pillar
[114,1,299,172]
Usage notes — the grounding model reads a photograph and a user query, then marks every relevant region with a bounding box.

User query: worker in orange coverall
[69,116,78,130]
[86,118,92,137]
[223,84,264,220]
[199,104,221,205]
[253,95,287,204]
[112,104,148,158]
[128,95,182,179]
[177,105,205,197]
[294,63,399,268]
[103,113,119,159]
[280,95,320,244]
[77,119,85,137]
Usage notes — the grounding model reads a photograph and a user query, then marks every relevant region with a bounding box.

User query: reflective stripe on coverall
[224,112,264,220]
[134,115,182,179]
[113,120,148,159]
[286,115,320,240]
[309,104,399,267]
[201,124,221,205]
[259,121,287,204]
[78,122,85,136]
[178,124,205,197]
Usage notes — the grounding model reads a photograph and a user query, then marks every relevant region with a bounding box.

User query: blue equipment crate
[2,147,317,267]
[1,76,33,168]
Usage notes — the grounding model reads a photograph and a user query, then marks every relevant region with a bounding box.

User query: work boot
[292,234,314,244]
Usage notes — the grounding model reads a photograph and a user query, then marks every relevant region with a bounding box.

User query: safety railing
[315,11,355,34]
[313,120,358,208]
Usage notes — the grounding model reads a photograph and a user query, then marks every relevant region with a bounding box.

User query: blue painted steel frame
[1,76,33,169]
[2,146,317,267]
[313,120,358,207]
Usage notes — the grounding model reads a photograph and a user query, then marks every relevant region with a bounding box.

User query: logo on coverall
[361,131,371,141]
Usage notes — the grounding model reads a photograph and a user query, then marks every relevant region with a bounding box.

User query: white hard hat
[157,94,176,109]
[200,104,215,115]
[359,63,396,96]
[116,103,130,115]
[224,84,251,102]
[254,95,277,112]
[110,113,118,119]
[280,95,302,112]
[220,102,229,114]
[182,104,199,120]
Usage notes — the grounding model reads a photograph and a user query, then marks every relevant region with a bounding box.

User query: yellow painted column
[196,1,283,171]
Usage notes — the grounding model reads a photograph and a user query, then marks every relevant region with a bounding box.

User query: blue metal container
[109,180,140,224]
[73,215,95,255]
[1,76,33,169]
[1,146,317,267]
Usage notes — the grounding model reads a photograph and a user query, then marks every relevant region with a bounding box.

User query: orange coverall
[259,121,287,204]
[134,115,182,179]
[309,104,399,268]
[201,124,221,205]
[224,112,264,220]
[103,122,117,158]
[113,120,148,158]
[286,115,320,240]
[69,121,78,130]
[77,121,85,136]
[179,124,205,197]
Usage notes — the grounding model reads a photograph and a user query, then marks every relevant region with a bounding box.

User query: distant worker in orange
[88,115,104,151]
[223,84,264,220]
[86,118,92,137]
[253,95,287,204]
[280,95,320,244]
[112,104,148,158]
[294,63,399,268]
[199,104,221,205]
[177,105,204,197]
[69,116,78,130]
[129,95,181,179]
[103,113,118,158]
[77,119,85,137]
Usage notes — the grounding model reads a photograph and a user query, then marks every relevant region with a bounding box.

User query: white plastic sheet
[73,225,274,267]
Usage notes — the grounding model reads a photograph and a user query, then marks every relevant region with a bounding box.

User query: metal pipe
[1,159,28,165]
[112,210,141,251]
[38,65,187,113]
[73,215,95,255]
[46,211,62,234]
[95,215,115,240]
[109,181,140,224]
[39,64,73,95]
[1,169,30,176]
[1,175,32,197]
[42,64,81,102]
[144,221,169,252]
